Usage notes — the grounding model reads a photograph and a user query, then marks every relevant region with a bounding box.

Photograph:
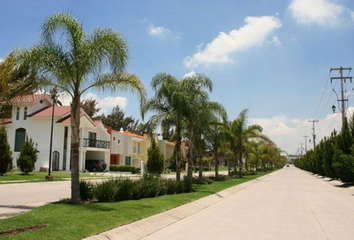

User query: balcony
[83,138,110,149]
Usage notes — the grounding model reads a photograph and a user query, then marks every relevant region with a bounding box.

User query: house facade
[108,128,149,168]
[2,94,110,171]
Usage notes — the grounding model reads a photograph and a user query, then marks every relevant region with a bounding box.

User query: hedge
[109,165,138,173]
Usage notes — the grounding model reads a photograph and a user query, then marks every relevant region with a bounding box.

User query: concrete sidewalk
[85,166,354,240]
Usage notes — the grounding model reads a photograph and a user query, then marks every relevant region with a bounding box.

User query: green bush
[183,176,194,192]
[164,179,177,195]
[334,154,354,183]
[17,137,38,174]
[175,180,185,194]
[147,140,164,174]
[114,178,135,201]
[109,165,138,173]
[80,181,94,201]
[93,180,117,202]
[0,126,12,176]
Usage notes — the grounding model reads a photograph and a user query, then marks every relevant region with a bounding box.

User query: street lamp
[332,105,336,113]
[46,88,61,181]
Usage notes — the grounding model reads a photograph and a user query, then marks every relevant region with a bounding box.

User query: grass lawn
[0,171,107,184]
[0,170,276,240]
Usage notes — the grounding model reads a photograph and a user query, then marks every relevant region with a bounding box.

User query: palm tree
[179,74,213,179]
[227,109,263,178]
[206,120,228,180]
[194,102,227,183]
[142,73,184,181]
[15,13,146,203]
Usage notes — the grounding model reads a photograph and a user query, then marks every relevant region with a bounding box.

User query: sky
[1,0,354,154]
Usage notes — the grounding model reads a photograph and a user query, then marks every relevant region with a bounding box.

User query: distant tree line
[295,115,354,184]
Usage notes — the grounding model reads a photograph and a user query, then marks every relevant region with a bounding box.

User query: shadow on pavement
[0,205,35,210]
[334,183,353,188]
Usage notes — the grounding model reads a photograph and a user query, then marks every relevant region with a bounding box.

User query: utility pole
[300,143,304,156]
[308,120,319,149]
[330,67,352,125]
[303,136,309,152]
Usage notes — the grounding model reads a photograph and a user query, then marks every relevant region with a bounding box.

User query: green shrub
[17,137,38,174]
[183,176,194,192]
[80,181,94,201]
[0,126,12,176]
[175,180,184,194]
[93,180,117,202]
[114,178,135,201]
[147,139,164,174]
[109,165,138,173]
[334,154,354,183]
[164,179,177,195]
[136,175,161,198]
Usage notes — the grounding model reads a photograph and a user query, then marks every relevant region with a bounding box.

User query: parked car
[85,159,107,172]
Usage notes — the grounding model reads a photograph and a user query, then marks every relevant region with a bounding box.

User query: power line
[311,71,331,119]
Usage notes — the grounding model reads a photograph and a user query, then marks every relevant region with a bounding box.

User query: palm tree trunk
[175,122,181,181]
[214,147,218,180]
[187,122,194,179]
[239,145,243,178]
[198,138,203,183]
[70,94,81,203]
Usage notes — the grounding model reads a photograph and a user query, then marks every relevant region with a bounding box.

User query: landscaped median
[0,170,277,240]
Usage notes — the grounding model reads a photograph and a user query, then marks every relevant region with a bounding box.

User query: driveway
[87,166,354,240]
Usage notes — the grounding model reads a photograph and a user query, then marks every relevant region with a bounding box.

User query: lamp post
[332,105,336,113]
[46,88,58,181]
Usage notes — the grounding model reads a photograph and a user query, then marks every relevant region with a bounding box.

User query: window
[117,139,121,144]
[113,137,116,142]
[16,107,20,120]
[24,107,28,120]
[133,143,136,153]
[88,132,97,147]
[14,128,26,151]
[137,143,141,154]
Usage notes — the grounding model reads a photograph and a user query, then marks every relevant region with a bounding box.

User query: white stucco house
[1,94,110,171]
[108,127,149,168]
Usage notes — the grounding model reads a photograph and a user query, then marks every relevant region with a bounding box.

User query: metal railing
[83,138,110,149]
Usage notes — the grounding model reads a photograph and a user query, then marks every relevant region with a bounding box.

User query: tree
[17,137,38,174]
[81,98,101,119]
[101,105,148,134]
[147,139,164,174]
[0,125,12,176]
[227,109,263,178]
[179,74,214,180]
[15,13,146,202]
[0,52,38,118]
[143,73,184,181]
[195,105,227,182]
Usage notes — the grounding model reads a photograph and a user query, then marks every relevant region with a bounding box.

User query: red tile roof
[112,129,147,139]
[30,106,71,118]
[0,118,11,124]
[11,94,50,103]
[93,120,103,126]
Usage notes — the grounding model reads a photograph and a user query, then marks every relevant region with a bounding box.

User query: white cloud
[289,0,354,26]
[269,36,282,46]
[0,58,4,63]
[148,24,180,39]
[184,15,282,68]
[82,92,128,116]
[183,71,196,78]
[249,107,354,155]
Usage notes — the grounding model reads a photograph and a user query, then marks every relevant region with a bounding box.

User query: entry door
[124,156,131,166]
[52,151,60,171]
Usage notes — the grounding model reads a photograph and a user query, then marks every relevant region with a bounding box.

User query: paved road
[90,166,354,240]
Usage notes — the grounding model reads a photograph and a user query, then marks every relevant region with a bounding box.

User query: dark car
[85,159,107,172]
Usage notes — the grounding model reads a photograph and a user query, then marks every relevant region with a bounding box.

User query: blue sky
[1,0,354,154]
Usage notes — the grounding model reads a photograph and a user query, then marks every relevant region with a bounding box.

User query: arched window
[14,128,26,152]
[16,107,20,120]
[24,107,28,120]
